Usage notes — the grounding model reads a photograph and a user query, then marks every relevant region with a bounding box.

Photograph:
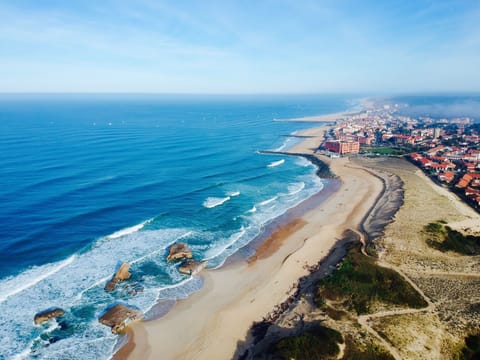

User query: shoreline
[275,110,354,123]
[122,111,390,359]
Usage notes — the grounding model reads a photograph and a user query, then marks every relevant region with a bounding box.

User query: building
[324,140,360,155]
[438,171,455,183]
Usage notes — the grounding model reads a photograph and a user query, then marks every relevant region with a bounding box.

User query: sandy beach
[123,123,386,359]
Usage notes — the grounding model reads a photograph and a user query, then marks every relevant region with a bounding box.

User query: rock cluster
[98,303,143,334]
[166,243,193,262]
[166,242,208,275]
[36,243,209,336]
[179,260,208,275]
[105,262,132,291]
[34,308,65,325]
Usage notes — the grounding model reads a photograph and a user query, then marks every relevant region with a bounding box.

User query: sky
[0,0,479,94]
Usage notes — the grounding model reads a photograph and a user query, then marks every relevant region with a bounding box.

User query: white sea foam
[0,228,191,358]
[0,255,76,303]
[204,227,247,261]
[267,159,285,168]
[288,182,305,195]
[227,191,240,197]
[295,157,312,167]
[130,230,194,266]
[1,167,326,359]
[107,219,152,239]
[273,138,293,151]
[203,196,231,208]
[155,276,204,303]
[12,346,32,360]
[258,196,278,206]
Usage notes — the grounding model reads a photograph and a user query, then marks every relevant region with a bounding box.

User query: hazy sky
[1,0,479,93]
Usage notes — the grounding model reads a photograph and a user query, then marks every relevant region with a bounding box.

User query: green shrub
[425,222,480,255]
[316,245,427,314]
[271,325,343,360]
[343,338,395,360]
[460,333,480,359]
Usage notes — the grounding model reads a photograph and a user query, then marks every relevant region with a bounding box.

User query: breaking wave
[259,196,278,206]
[203,196,231,208]
[227,191,240,197]
[267,159,285,168]
[107,219,152,239]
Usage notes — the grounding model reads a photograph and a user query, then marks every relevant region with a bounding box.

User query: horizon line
[1,91,480,96]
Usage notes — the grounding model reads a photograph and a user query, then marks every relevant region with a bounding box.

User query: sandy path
[357,260,437,360]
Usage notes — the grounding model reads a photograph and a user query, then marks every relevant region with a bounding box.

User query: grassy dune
[315,245,427,315]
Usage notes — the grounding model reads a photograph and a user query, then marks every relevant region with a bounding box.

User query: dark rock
[123,283,144,296]
[178,260,207,275]
[99,303,142,334]
[105,262,132,291]
[34,308,65,325]
[166,243,193,262]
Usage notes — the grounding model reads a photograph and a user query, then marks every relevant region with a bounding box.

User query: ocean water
[0,94,355,359]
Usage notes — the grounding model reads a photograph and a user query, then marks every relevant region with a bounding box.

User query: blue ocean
[0,94,355,359]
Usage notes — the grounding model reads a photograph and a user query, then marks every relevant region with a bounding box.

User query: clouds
[0,1,479,93]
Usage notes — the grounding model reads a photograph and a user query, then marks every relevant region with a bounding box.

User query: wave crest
[227,191,240,197]
[288,182,305,195]
[267,159,285,168]
[203,197,231,208]
[258,196,278,206]
[107,219,152,239]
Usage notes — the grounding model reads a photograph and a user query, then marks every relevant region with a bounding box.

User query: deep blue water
[0,94,355,359]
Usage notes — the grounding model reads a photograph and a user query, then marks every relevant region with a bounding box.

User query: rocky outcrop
[99,303,142,334]
[105,262,132,291]
[122,283,144,296]
[166,243,193,262]
[34,308,65,325]
[178,260,207,275]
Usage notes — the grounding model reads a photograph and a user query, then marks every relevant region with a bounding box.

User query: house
[429,163,456,173]
[456,174,472,188]
[410,153,423,161]
[392,134,415,144]
[465,187,480,197]
[456,173,480,188]
[419,158,432,168]
[426,145,446,155]
[438,171,455,183]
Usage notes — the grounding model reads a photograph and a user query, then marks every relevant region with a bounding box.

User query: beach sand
[123,123,385,360]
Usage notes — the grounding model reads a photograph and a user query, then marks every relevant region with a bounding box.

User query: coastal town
[318,102,480,212]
